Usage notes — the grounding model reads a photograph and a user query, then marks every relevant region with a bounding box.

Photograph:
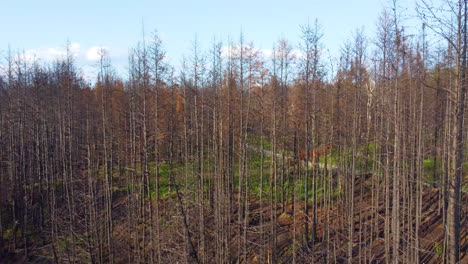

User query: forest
[0,1,467,263]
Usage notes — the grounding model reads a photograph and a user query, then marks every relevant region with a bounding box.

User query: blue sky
[1,0,416,80]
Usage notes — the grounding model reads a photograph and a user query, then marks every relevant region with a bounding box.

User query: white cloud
[86,46,108,61]
[69,42,80,55]
[21,42,81,62]
[220,45,299,62]
[262,49,273,59]
[220,45,232,58]
[0,65,5,77]
[291,49,305,59]
[220,45,274,60]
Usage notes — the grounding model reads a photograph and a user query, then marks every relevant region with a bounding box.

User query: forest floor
[2,145,467,263]
[239,177,468,263]
[236,145,468,262]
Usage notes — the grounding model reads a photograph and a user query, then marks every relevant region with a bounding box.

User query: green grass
[248,135,273,150]
[104,139,402,205]
[149,163,176,199]
[3,227,15,240]
[318,150,339,166]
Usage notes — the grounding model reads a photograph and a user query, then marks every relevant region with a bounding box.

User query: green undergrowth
[248,135,273,151]
[105,139,468,206]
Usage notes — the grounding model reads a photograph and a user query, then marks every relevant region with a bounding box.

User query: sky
[0,0,417,81]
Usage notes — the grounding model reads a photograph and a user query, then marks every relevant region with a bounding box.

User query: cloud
[86,46,108,61]
[69,42,80,54]
[21,42,81,62]
[262,49,273,59]
[291,49,305,59]
[220,45,232,58]
[0,65,5,77]
[220,45,274,60]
